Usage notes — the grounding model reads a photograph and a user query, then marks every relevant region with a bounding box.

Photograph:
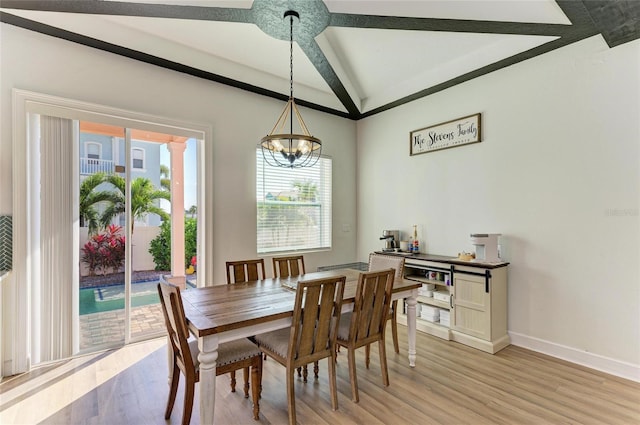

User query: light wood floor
[1,326,639,425]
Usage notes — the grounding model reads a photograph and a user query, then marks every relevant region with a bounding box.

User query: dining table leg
[198,334,219,425]
[405,290,418,367]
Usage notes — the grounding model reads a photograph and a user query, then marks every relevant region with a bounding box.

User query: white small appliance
[470,233,501,262]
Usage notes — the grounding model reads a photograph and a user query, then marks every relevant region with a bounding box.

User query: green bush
[149,218,197,271]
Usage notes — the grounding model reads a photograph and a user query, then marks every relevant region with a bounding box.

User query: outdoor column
[166,141,187,289]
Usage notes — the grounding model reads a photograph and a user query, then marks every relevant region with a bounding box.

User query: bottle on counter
[413,224,420,253]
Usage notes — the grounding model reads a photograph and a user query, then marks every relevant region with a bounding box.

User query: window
[85,142,101,164]
[256,149,332,254]
[132,147,145,169]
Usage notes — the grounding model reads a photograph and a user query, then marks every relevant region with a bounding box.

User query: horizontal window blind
[256,149,332,254]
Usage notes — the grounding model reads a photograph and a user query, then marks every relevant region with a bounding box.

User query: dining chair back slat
[297,285,320,357]
[272,255,305,278]
[289,281,339,360]
[289,277,344,365]
[350,270,395,346]
[226,259,266,284]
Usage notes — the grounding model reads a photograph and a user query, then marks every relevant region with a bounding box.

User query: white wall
[0,24,358,283]
[357,35,640,377]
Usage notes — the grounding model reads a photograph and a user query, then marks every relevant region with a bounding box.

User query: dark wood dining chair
[254,275,346,425]
[157,282,263,425]
[272,255,305,278]
[365,253,405,367]
[336,268,395,403]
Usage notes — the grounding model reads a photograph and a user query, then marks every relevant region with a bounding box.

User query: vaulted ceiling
[2,0,639,120]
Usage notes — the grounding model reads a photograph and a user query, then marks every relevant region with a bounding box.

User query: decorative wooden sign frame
[410,113,481,156]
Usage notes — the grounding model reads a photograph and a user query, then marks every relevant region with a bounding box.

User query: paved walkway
[80,303,165,350]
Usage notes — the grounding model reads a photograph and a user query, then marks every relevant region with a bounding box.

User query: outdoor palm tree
[101,175,171,234]
[79,172,121,234]
[292,180,318,202]
[160,164,171,192]
[186,205,197,218]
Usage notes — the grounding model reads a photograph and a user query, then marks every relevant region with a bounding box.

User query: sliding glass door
[78,122,198,352]
[11,89,208,375]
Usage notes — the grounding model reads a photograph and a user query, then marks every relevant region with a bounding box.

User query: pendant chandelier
[260,10,322,168]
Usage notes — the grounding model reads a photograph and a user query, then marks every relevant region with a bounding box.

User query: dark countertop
[374,251,509,269]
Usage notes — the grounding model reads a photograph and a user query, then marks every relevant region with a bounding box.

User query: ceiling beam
[298,39,361,118]
[577,0,640,47]
[557,0,598,29]
[0,0,254,23]
[329,14,571,37]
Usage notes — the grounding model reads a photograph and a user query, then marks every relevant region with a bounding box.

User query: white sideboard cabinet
[391,253,509,354]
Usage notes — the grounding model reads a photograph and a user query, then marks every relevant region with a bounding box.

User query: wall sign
[410,113,481,155]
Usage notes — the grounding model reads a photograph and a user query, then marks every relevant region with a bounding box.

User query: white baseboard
[509,331,640,383]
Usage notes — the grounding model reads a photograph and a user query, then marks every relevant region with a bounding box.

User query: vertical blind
[256,149,332,254]
[37,115,76,362]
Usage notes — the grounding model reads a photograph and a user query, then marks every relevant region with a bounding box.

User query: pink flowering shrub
[81,224,126,275]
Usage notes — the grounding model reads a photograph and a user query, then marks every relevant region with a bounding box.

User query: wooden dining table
[180,268,421,425]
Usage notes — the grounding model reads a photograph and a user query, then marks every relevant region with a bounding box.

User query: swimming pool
[80,278,198,315]
[79,280,162,315]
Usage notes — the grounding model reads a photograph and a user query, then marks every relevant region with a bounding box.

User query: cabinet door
[452,272,491,340]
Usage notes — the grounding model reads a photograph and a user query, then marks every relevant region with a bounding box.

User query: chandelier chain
[289,13,294,100]
[289,13,294,136]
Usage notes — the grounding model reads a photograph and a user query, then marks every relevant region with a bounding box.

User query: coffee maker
[470,233,501,262]
[380,230,400,252]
